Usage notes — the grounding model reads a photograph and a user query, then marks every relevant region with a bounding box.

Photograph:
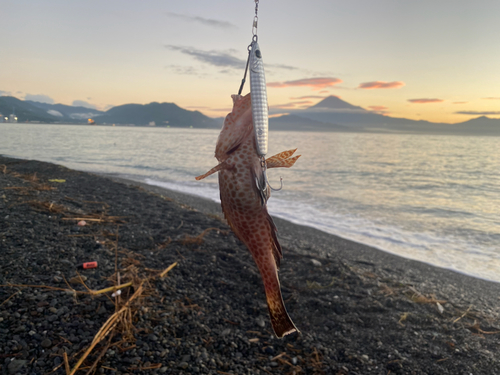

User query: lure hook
[261,157,283,192]
[265,172,283,192]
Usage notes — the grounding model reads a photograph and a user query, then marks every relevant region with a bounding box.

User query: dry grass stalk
[468,321,500,335]
[1,290,21,306]
[140,363,162,370]
[83,334,114,375]
[2,238,177,374]
[68,283,145,375]
[159,262,178,278]
[29,200,67,213]
[25,172,38,182]
[398,312,409,326]
[93,282,133,296]
[68,261,176,371]
[453,305,472,324]
[62,215,126,224]
[2,279,146,298]
[63,352,70,375]
[406,287,446,305]
[306,277,335,290]
[156,237,172,250]
[180,227,226,245]
[33,183,57,191]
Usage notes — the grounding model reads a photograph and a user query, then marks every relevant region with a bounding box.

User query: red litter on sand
[77,220,87,226]
[77,261,98,270]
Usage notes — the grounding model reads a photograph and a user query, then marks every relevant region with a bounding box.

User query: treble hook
[261,157,283,192]
[265,170,283,192]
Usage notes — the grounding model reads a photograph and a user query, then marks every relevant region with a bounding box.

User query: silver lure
[249,41,268,158]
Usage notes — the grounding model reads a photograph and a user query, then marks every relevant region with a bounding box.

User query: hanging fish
[196,93,300,337]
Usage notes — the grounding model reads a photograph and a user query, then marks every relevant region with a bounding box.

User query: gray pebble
[8,359,27,374]
[256,317,265,328]
[41,338,52,348]
[311,259,322,267]
[47,315,58,322]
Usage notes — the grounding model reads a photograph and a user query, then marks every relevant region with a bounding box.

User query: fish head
[215,93,254,161]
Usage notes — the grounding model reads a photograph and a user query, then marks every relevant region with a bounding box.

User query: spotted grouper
[196,93,300,337]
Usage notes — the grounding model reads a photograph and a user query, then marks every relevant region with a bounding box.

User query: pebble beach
[1,155,500,375]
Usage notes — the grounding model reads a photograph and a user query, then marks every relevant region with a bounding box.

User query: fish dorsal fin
[266,149,301,169]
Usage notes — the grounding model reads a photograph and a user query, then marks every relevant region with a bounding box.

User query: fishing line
[238,0,259,95]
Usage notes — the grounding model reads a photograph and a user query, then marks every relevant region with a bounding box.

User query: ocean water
[1,123,499,282]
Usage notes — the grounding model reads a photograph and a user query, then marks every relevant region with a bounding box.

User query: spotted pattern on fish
[196,93,300,337]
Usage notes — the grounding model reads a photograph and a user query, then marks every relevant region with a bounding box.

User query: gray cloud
[72,100,97,109]
[24,94,55,104]
[0,90,10,96]
[166,45,300,73]
[269,63,298,71]
[167,12,236,29]
[455,111,500,115]
[167,45,246,70]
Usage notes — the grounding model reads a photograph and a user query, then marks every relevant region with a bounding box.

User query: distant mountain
[0,96,59,123]
[280,96,500,135]
[307,96,366,112]
[0,96,220,128]
[2,94,499,134]
[26,101,104,121]
[451,116,500,132]
[94,102,219,128]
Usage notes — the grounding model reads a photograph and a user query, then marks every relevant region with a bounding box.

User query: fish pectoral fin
[195,161,229,180]
[266,149,301,169]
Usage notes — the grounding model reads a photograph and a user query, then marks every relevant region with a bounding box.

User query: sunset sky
[1,0,500,123]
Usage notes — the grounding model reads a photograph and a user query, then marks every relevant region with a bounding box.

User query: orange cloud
[452,101,468,104]
[368,105,388,111]
[408,98,444,104]
[269,113,289,118]
[267,77,342,90]
[358,81,405,89]
[481,97,500,100]
[271,100,313,109]
[290,95,335,100]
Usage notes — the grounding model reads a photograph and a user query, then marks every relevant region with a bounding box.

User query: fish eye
[255,50,262,58]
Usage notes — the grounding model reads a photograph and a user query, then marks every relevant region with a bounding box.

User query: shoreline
[1,155,500,374]
[111,175,500,311]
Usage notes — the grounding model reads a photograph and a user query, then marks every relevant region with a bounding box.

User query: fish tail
[264,280,298,338]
